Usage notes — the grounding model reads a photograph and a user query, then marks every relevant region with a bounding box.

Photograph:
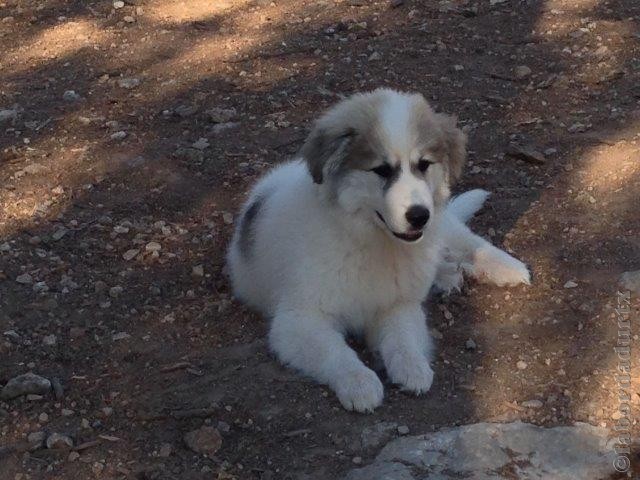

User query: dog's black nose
[405,205,430,229]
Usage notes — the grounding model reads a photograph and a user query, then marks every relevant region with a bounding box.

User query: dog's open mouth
[376,211,424,243]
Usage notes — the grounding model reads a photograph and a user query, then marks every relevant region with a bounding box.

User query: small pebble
[521,399,543,409]
[397,425,410,435]
[516,360,528,370]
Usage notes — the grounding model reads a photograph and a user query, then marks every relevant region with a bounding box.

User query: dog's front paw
[334,368,384,413]
[468,247,531,287]
[386,353,434,395]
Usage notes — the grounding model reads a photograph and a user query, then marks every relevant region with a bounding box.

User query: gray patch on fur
[382,165,401,192]
[238,194,267,258]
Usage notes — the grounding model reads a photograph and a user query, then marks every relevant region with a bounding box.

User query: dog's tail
[446,189,490,223]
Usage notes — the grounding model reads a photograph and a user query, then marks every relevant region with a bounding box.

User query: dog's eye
[417,158,433,173]
[370,163,394,178]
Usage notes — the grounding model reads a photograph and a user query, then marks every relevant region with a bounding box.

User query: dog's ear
[436,113,467,183]
[300,125,355,184]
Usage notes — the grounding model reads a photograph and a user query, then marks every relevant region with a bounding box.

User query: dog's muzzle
[375,211,424,243]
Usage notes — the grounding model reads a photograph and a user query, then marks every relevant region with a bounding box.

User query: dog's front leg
[269,307,383,413]
[441,211,531,287]
[368,303,435,395]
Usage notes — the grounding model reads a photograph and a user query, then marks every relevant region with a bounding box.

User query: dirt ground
[1,0,639,478]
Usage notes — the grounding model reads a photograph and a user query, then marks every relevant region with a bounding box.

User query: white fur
[227,91,530,412]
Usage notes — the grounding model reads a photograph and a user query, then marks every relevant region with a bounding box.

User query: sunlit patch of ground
[0,19,110,73]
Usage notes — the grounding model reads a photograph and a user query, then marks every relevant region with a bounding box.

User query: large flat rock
[345,422,618,480]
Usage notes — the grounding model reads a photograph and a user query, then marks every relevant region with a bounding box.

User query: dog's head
[299,89,466,243]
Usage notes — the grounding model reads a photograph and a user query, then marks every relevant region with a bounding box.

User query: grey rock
[205,107,237,123]
[175,104,198,118]
[345,422,616,480]
[360,421,398,450]
[514,65,532,79]
[210,121,240,135]
[42,334,57,346]
[619,270,640,294]
[192,137,210,150]
[46,432,74,449]
[117,77,140,89]
[62,90,82,102]
[110,131,127,141]
[506,144,546,165]
[346,462,414,480]
[521,399,544,409]
[1,373,51,400]
[184,426,222,455]
[27,431,46,448]
[174,147,204,162]
[465,338,477,350]
[0,108,18,124]
[16,273,33,284]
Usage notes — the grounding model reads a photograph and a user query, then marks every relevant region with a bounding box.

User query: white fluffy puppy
[228,89,529,412]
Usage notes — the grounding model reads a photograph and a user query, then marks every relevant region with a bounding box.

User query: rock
[122,248,139,261]
[516,360,528,370]
[210,121,240,135]
[61,408,73,416]
[42,334,57,346]
[192,137,210,150]
[112,332,131,341]
[390,0,404,8]
[183,426,222,455]
[564,280,578,288]
[397,425,410,435]
[222,212,234,225]
[52,227,68,240]
[0,108,18,124]
[46,433,73,449]
[175,104,198,118]
[352,456,363,464]
[110,131,127,141]
[123,15,135,23]
[16,273,33,284]
[619,270,640,294]
[109,286,123,298]
[63,90,82,102]
[465,338,477,350]
[174,147,204,162]
[113,0,125,8]
[33,281,49,294]
[360,422,398,450]
[94,280,108,293]
[158,443,172,457]
[521,399,544,409]
[345,422,617,480]
[1,373,51,400]
[68,451,80,461]
[28,431,46,447]
[117,77,140,89]
[514,65,532,79]
[368,51,382,61]
[192,265,204,277]
[145,241,161,252]
[505,144,546,165]
[205,107,237,123]
[38,412,49,423]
